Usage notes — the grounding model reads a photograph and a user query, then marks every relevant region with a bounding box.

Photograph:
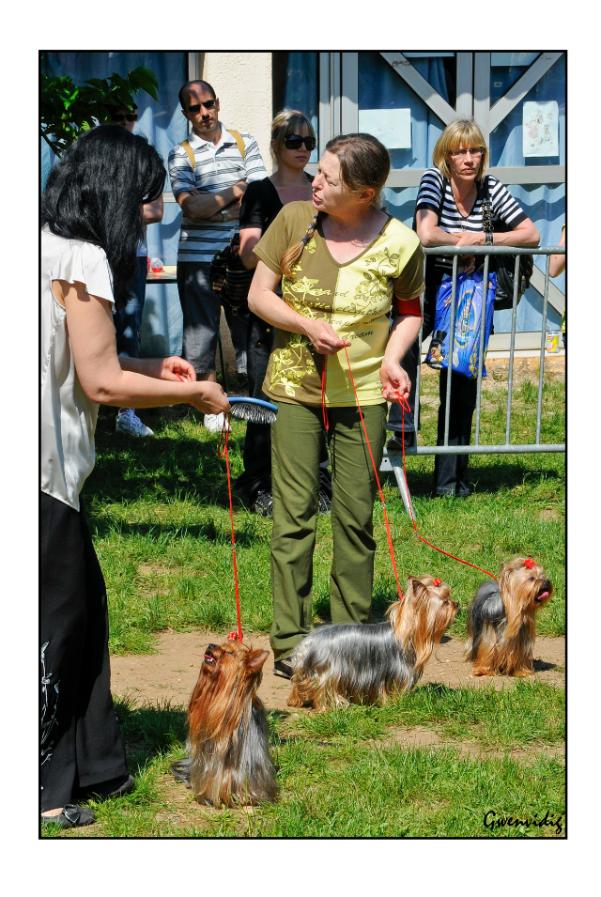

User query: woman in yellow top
[248,133,424,677]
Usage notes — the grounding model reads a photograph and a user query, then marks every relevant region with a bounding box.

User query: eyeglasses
[284,135,316,151]
[449,147,484,158]
[186,99,217,114]
[111,112,137,123]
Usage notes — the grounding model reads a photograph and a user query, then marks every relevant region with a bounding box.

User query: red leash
[219,427,244,641]
[339,348,405,603]
[392,392,496,581]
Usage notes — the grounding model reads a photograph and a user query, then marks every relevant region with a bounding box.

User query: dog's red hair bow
[433,578,442,586]
[524,558,536,569]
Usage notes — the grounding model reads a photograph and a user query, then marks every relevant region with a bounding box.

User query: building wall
[200,52,273,174]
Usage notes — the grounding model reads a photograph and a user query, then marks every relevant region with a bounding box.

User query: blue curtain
[280,51,319,163]
[358,51,449,171]
[488,55,565,333]
[42,51,189,355]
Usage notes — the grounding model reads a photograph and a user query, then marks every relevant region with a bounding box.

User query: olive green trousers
[270,401,387,660]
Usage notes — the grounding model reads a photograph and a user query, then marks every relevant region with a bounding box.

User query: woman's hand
[156,356,196,382]
[189,381,231,415]
[304,319,351,355]
[455,231,485,246]
[380,358,411,401]
[120,356,196,382]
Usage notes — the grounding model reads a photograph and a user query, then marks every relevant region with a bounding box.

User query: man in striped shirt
[168,79,267,431]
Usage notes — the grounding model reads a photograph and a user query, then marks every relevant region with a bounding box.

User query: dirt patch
[383,725,564,761]
[110,630,565,712]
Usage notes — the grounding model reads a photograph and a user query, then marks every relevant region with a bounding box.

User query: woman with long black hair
[41,125,229,828]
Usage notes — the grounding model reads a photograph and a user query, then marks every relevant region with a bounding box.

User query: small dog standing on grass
[172,640,277,806]
[287,575,458,710]
[466,557,552,677]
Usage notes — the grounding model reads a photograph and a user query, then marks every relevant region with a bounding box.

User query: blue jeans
[114,257,148,358]
[177,262,248,376]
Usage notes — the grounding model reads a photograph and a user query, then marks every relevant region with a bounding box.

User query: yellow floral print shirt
[253,201,424,407]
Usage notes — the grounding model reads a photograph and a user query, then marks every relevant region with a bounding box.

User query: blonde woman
[392,119,539,498]
[236,110,331,516]
[248,133,424,677]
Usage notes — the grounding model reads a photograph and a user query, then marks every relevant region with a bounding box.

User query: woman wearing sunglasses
[248,133,424,678]
[235,110,332,517]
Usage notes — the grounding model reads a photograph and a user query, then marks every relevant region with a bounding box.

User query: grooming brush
[228,397,278,424]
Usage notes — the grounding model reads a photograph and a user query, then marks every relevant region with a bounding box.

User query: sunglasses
[284,134,316,151]
[111,112,137,123]
[186,99,217,114]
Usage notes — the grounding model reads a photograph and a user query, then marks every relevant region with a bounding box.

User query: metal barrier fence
[381,245,566,514]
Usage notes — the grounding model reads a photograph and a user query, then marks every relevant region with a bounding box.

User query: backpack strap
[180,129,247,172]
[227,128,247,162]
[180,139,196,170]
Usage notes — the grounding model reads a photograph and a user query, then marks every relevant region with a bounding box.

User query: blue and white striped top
[416,168,526,233]
[168,125,267,264]
[415,168,527,234]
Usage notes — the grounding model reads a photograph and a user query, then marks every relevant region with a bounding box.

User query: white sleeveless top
[41,227,114,510]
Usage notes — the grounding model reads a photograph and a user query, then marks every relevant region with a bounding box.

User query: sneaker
[116,409,154,437]
[204,412,231,433]
[273,658,294,680]
[252,489,273,517]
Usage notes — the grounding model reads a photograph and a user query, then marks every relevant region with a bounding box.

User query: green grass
[295,681,564,749]
[87,365,564,652]
[44,361,565,838]
[43,682,565,838]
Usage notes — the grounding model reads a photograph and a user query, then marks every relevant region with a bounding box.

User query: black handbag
[209,233,253,316]
[480,176,533,311]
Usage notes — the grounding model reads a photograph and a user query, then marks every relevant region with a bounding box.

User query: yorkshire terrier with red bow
[287,575,458,710]
[172,639,277,806]
[466,557,553,677]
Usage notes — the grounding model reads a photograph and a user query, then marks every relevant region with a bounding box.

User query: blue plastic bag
[426,271,497,378]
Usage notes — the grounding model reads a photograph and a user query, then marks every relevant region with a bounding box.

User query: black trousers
[391,282,477,496]
[40,492,128,810]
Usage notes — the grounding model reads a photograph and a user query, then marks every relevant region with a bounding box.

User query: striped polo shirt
[416,168,527,233]
[168,125,267,264]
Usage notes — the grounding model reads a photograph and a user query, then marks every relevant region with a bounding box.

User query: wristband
[485,232,493,246]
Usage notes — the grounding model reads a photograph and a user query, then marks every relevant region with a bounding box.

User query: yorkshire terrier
[172,639,277,806]
[466,557,553,677]
[287,575,458,710]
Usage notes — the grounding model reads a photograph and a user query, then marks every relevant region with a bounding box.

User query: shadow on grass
[89,412,246,509]
[115,700,187,770]
[89,517,266,546]
[384,459,563,498]
[115,701,293,772]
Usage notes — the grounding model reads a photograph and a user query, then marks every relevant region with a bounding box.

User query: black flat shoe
[77,774,135,802]
[274,658,293,680]
[41,804,95,829]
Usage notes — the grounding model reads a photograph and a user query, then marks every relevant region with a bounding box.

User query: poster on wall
[358,108,411,149]
[523,101,559,158]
